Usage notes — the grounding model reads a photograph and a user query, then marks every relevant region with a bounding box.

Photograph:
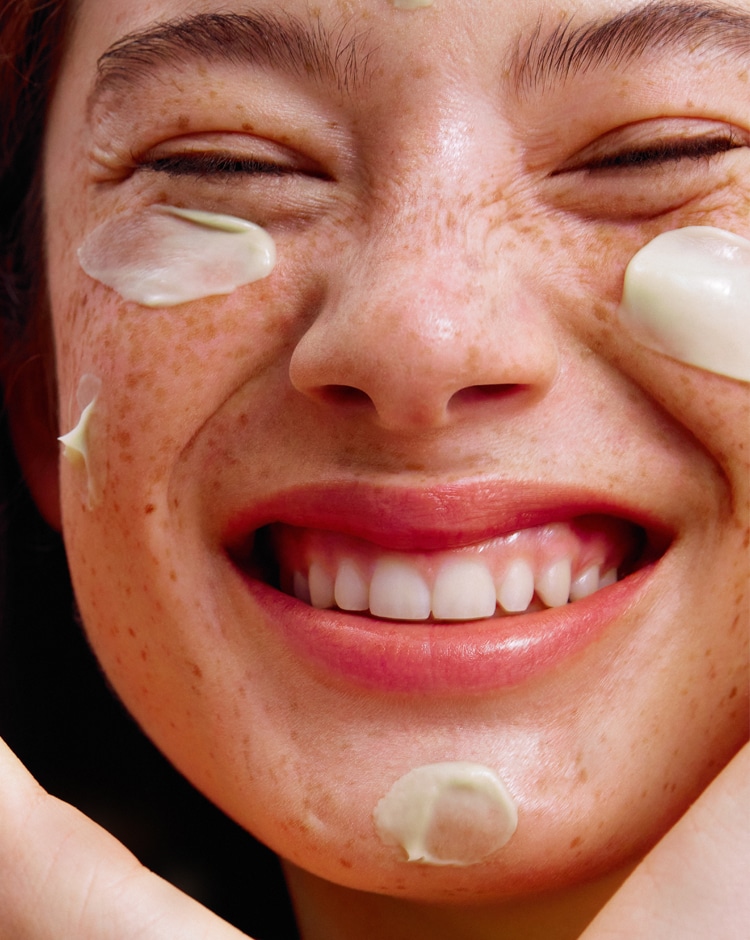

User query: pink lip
[224,481,667,693]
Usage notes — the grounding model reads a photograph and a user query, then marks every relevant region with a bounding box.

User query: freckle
[728,686,738,699]
[140,648,148,661]
[569,836,582,848]
[128,627,136,638]
[144,503,156,514]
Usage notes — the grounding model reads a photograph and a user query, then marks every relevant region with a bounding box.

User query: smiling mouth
[230,514,657,624]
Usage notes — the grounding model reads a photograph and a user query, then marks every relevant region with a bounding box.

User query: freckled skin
[27,0,750,916]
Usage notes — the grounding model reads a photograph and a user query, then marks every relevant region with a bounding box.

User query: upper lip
[223,478,671,557]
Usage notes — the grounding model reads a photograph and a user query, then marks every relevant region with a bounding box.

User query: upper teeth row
[291,555,618,622]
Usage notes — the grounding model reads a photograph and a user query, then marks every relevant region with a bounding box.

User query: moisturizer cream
[58,374,103,507]
[374,762,518,866]
[620,227,750,383]
[78,206,276,307]
[392,0,434,8]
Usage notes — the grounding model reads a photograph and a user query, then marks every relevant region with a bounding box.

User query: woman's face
[37,0,748,901]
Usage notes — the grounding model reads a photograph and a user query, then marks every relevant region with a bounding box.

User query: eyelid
[552,119,748,176]
[134,131,328,178]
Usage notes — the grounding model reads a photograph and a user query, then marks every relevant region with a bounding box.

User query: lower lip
[237,567,652,693]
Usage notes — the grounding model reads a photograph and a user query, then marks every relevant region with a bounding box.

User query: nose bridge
[288,154,559,431]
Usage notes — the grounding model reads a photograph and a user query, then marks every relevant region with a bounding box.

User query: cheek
[544,217,750,502]
[50,229,318,741]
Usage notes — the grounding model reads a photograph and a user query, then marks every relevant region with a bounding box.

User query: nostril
[450,384,527,407]
[319,385,373,408]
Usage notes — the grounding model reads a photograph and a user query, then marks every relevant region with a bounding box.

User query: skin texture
[8,0,750,936]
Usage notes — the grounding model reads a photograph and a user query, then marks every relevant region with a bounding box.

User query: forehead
[67,0,750,112]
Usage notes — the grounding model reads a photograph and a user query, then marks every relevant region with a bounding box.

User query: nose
[288,224,559,433]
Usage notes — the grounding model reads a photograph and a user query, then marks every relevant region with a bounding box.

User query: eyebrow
[90,9,371,107]
[512,0,750,93]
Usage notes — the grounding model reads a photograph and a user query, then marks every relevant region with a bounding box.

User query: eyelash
[559,130,744,176]
[141,152,291,177]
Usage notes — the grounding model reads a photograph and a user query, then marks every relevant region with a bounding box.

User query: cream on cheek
[58,373,103,507]
[619,227,750,383]
[61,206,276,499]
[373,762,518,867]
[78,205,276,307]
[392,0,434,9]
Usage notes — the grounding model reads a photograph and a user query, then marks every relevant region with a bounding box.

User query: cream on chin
[78,205,276,307]
[373,762,518,867]
[620,226,750,383]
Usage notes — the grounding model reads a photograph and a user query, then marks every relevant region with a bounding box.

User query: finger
[0,736,252,940]
[580,743,750,940]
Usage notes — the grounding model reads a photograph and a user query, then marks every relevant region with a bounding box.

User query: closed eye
[139,151,309,178]
[552,130,745,176]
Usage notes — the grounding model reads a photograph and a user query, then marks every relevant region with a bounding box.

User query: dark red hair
[1,0,70,374]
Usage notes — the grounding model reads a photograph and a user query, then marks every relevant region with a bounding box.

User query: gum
[269,516,634,588]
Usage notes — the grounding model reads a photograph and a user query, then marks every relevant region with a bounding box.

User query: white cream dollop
[58,374,103,507]
[620,226,750,383]
[373,762,518,866]
[78,206,276,307]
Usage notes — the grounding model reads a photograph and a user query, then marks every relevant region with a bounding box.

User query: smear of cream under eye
[78,206,276,307]
[373,762,518,866]
[619,226,750,382]
[58,374,103,508]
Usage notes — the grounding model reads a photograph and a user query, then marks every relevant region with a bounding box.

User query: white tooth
[293,570,311,605]
[536,558,572,608]
[432,559,497,621]
[599,567,618,588]
[308,561,335,609]
[569,565,600,601]
[369,557,431,621]
[496,559,535,613]
[334,559,369,611]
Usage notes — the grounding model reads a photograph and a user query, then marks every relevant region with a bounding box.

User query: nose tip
[289,306,558,433]
[288,248,559,432]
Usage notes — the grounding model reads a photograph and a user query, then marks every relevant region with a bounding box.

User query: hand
[0,736,251,940]
[580,742,750,939]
